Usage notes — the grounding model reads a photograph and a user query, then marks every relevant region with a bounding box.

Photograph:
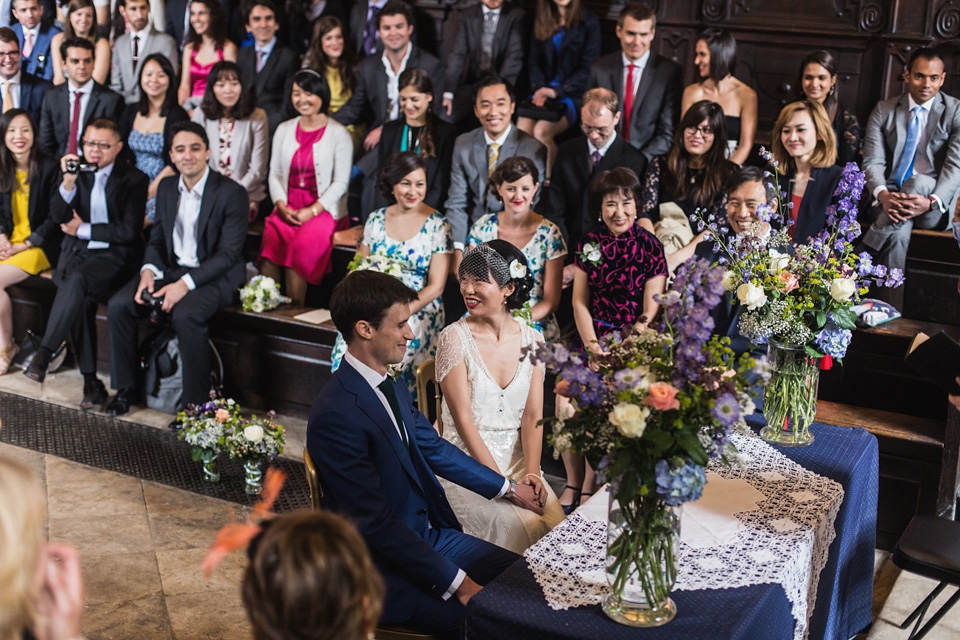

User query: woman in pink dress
[260,70,353,303]
[177,0,236,111]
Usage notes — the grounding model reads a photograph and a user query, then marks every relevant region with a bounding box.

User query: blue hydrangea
[655,459,707,506]
[814,319,853,359]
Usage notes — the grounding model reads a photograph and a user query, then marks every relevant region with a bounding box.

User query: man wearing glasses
[0,27,50,122]
[38,37,122,158]
[23,118,148,415]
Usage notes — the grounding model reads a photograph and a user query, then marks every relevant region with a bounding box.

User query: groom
[307,270,544,637]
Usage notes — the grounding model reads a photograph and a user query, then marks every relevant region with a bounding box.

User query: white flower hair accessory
[509,259,527,279]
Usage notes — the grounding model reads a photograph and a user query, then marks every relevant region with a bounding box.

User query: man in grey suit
[587,2,681,161]
[111,0,179,104]
[446,75,545,258]
[861,47,960,305]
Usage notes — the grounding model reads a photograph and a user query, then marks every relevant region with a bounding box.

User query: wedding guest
[110,0,179,105]
[0,28,51,134]
[242,510,384,640]
[118,53,189,226]
[0,110,59,374]
[467,156,565,341]
[50,0,110,86]
[330,152,452,395]
[302,16,361,149]
[517,0,600,178]
[797,50,861,167]
[177,0,237,111]
[641,100,735,270]
[771,100,841,244]
[285,0,348,54]
[0,454,86,640]
[436,240,564,554]
[12,0,60,82]
[349,0,386,56]
[192,60,269,220]
[260,69,352,304]
[681,28,757,165]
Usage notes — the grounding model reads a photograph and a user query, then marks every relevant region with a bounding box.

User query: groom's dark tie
[378,379,410,448]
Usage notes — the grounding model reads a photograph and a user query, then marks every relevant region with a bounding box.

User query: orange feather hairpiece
[201,467,287,578]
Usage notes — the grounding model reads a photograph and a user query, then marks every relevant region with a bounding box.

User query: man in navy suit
[11,0,58,81]
[307,270,542,637]
[0,26,49,121]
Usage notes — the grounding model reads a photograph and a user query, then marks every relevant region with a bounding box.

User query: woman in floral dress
[329,152,452,396]
[467,156,565,341]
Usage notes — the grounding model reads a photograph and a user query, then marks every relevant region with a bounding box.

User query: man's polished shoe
[106,388,140,416]
[22,355,47,383]
[80,378,108,411]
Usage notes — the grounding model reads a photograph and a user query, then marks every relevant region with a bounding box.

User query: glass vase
[603,492,679,627]
[243,459,263,495]
[760,339,821,447]
[201,454,220,483]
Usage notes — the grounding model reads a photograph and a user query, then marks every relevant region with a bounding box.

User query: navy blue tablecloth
[465,418,878,640]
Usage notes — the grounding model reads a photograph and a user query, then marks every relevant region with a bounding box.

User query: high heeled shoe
[0,344,17,375]
[560,484,582,516]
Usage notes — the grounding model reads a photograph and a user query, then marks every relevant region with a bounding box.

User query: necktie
[377,379,409,448]
[256,49,264,73]
[895,105,924,189]
[622,64,636,142]
[592,150,602,169]
[2,82,12,113]
[362,4,379,56]
[132,35,139,65]
[88,171,109,250]
[487,142,499,177]
[22,32,33,58]
[480,11,496,71]
[68,91,82,156]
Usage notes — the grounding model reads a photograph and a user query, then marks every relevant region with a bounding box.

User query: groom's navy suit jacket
[306,360,506,620]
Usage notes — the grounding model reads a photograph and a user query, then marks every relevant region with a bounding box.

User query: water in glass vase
[760,339,820,447]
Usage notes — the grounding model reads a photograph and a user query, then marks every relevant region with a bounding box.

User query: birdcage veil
[458,243,512,286]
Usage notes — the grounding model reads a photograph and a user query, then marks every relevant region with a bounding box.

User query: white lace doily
[523,432,844,640]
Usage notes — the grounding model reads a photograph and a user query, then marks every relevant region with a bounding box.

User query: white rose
[736,282,768,311]
[509,259,527,278]
[721,270,737,291]
[608,402,650,438]
[251,300,265,313]
[244,425,265,443]
[829,277,856,303]
[768,249,790,273]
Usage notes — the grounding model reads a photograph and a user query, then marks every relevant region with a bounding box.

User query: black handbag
[11,330,67,372]
[517,99,566,122]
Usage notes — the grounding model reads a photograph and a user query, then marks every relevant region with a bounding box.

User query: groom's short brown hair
[330,271,418,344]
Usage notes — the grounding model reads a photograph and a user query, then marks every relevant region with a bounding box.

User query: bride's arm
[519,363,546,498]
[439,357,503,475]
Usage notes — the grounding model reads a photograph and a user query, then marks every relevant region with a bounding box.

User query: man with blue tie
[862,47,960,305]
[307,270,543,637]
[10,0,59,81]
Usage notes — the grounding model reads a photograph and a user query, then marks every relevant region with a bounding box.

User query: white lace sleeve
[435,324,465,383]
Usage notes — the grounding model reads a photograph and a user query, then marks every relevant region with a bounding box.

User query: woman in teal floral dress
[330,152,452,395]
[467,156,566,341]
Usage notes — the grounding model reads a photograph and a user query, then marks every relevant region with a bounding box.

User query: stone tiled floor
[4,367,960,639]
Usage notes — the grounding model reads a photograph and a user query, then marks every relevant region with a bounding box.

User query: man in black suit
[332,0,444,151]
[23,119,147,412]
[0,26,49,122]
[38,37,123,159]
[236,0,299,135]
[106,121,248,417]
[441,0,525,127]
[587,2,681,161]
[547,88,650,286]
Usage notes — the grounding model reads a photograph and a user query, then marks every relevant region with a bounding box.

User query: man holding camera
[106,121,248,419]
[23,119,147,413]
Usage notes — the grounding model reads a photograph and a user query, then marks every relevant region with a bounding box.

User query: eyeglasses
[0,52,20,60]
[581,123,614,136]
[81,140,115,151]
[685,125,715,138]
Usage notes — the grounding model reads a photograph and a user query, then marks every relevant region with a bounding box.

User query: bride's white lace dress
[435,319,565,554]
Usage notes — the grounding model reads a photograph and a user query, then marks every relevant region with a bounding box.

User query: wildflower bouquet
[529,259,759,625]
[239,275,290,313]
[176,395,243,464]
[225,413,285,462]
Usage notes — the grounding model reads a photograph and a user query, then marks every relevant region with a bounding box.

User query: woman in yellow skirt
[0,110,61,374]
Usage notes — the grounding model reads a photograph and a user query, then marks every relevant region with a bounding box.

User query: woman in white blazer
[191,61,269,220]
[259,69,353,304]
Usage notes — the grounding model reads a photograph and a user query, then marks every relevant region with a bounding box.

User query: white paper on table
[293,308,332,324]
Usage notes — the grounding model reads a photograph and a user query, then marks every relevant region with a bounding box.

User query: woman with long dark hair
[177,0,237,110]
[119,53,189,226]
[192,61,269,219]
[0,110,60,373]
[302,16,361,149]
[796,50,861,166]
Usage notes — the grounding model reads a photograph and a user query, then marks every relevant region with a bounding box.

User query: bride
[435,240,564,554]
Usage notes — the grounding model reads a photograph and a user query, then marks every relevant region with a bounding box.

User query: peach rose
[554,379,572,398]
[215,408,231,422]
[644,382,680,411]
[778,271,799,293]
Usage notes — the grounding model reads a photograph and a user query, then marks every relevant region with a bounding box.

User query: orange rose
[554,379,572,398]
[644,382,680,411]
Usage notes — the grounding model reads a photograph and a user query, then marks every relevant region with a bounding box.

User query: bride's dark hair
[459,239,534,312]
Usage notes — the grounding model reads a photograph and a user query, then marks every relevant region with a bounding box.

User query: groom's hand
[456,575,482,606]
[509,483,545,515]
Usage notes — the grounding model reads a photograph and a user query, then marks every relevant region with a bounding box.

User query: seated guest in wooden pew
[302,16,362,151]
[0,28,51,126]
[796,50,861,167]
[860,47,960,307]
[49,0,111,86]
[11,0,60,82]
[192,60,268,221]
[332,1,445,154]
[110,0,180,106]
[118,53,189,228]
[770,100,841,245]
[260,69,352,304]
[446,75,546,261]
[106,121,248,418]
[441,0,526,128]
[0,110,59,375]
[236,0,299,136]
[587,2,682,162]
[286,0,348,55]
[640,99,736,273]
[23,118,147,415]
[308,269,540,637]
[177,0,237,112]
[682,27,757,166]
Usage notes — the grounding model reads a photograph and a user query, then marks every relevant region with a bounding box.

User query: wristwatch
[503,478,518,499]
